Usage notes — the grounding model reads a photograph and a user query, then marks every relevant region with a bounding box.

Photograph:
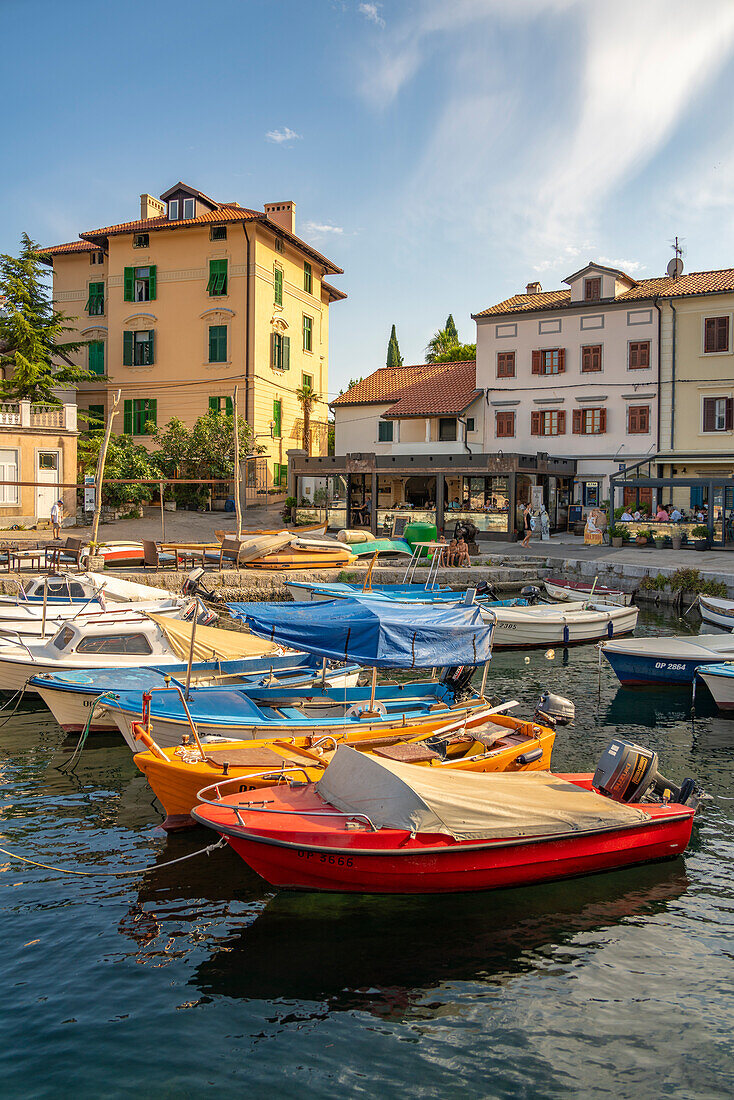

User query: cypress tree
[386,324,403,370]
[445,314,459,344]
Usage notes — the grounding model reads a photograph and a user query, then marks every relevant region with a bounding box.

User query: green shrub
[609,524,630,540]
[691,525,709,539]
[635,528,653,540]
[639,572,668,591]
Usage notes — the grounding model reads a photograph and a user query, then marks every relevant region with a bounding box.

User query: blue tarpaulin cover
[226,598,492,668]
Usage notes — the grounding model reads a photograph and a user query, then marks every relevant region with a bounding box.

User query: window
[531,409,566,436]
[496,411,515,438]
[378,420,393,442]
[303,314,313,352]
[703,396,733,432]
[86,281,104,315]
[123,330,155,366]
[465,417,475,432]
[207,258,227,296]
[572,407,607,435]
[302,372,313,389]
[584,277,601,301]
[271,332,290,370]
[273,399,282,438]
[274,267,283,306]
[77,633,153,655]
[87,405,104,431]
[38,452,57,471]
[209,396,233,416]
[438,417,457,441]
[274,463,288,488]
[210,225,227,241]
[532,348,565,375]
[183,197,195,219]
[88,341,104,376]
[123,265,156,301]
[208,325,227,363]
[274,237,283,253]
[133,233,149,249]
[497,351,515,377]
[0,448,18,505]
[583,481,601,507]
[581,344,602,372]
[704,316,730,353]
[628,405,650,434]
[304,261,312,293]
[123,398,157,435]
[168,200,179,220]
[629,340,650,369]
[90,251,104,264]
[53,626,75,651]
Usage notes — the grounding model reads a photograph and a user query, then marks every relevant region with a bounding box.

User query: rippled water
[0,607,732,1099]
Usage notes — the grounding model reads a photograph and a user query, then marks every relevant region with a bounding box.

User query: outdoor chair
[45,537,83,572]
[142,540,178,570]
[218,537,243,569]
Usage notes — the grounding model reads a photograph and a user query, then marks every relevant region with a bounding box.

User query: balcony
[390,440,475,455]
[0,402,77,432]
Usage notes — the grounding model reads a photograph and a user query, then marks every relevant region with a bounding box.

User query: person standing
[521,504,533,548]
[51,498,63,540]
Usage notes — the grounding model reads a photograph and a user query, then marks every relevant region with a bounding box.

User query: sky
[4,0,734,398]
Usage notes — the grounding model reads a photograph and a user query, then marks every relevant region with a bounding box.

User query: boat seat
[373,743,442,763]
[205,745,285,768]
[245,695,316,707]
[471,721,514,748]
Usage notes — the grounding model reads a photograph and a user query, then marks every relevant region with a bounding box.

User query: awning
[226,598,492,668]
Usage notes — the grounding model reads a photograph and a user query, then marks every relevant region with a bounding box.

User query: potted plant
[635,527,652,546]
[609,524,627,549]
[654,532,666,550]
[691,524,710,551]
[670,528,683,550]
[280,496,296,523]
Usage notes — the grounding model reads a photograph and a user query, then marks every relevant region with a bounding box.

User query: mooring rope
[0,681,30,729]
[0,836,227,876]
[57,691,119,774]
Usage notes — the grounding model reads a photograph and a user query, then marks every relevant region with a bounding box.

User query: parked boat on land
[134,707,556,830]
[80,541,146,567]
[0,572,172,608]
[601,633,734,685]
[191,739,700,894]
[694,662,734,710]
[544,578,633,606]
[698,594,734,631]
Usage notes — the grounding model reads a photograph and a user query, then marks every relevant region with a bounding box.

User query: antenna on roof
[667,236,684,280]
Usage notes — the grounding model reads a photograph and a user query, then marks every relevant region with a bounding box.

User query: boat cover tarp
[316,745,645,841]
[147,614,283,662]
[227,598,492,668]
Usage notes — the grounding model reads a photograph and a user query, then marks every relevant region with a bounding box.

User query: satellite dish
[667,257,684,278]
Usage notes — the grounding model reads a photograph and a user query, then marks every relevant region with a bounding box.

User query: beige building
[41,183,345,493]
[0,396,77,524]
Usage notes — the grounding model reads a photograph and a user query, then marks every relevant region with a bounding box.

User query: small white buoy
[524,656,531,664]
[545,649,555,660]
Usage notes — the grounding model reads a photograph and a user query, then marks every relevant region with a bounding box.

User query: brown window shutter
[703,398,716,431]
[558,348,566,373]
[557,410,566,434]
[641,341,649,367]
[531,350,542,375]
[572,409,581,434]
[721,318,730,351]
[727,398,734,431]
[641,406,649,432]
[508,411,515,436]
[705,318,715,353]
[628,407,637,433]
[531,411,541,435]
[599,408,607,433]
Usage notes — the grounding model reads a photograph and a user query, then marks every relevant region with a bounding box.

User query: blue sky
[4,0,734,397]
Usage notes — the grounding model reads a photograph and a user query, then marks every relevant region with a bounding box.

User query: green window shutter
[124,267,134,301]
[209,396,219,413]
[303,315,312,351]
[148,331,155,364]
[225,396,233,416]
[148,265,157,300]
[123,400,133,434]
[209,328,217,363]
[273,399,282,438]
[270,332,278,369]
[282,335,290,371]
[123,331,133,366]
[208,259,227,296]
[148,399,157,427]
[209,325,227,362]
[304,262,312,293]
[274,268,283,305]
[88,341,104,375]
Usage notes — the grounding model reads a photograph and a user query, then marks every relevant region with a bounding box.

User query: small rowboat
[481,600,638,647]
[544,578,633,606]
[245,547,354,570]
[694,662,734,710]
[192,742,698,894]
[698,594,734,631]
[80,541,145,567]
[134,709,556,830]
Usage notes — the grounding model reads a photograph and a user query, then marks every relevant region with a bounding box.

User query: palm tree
[295,382,321,454]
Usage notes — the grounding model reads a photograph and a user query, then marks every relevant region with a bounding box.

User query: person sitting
[450,497,461,510]
[446,538,457,566]
[655,506,669,522]
[669,507,683,523]
[620,509,633,522]
[455,536,470,567]
[633,509,642,521]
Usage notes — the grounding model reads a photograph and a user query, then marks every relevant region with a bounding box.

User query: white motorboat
[698,595,734,631]
[0,593,195,637]
[543,578,633,607]
[694,663,734,710]
[601,633,734,685]
[480,600,638,647]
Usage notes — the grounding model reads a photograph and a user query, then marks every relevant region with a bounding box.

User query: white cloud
[265,127,302,145]
[597,257,646,275]
[303,221,344,238]
[358,3,384,28]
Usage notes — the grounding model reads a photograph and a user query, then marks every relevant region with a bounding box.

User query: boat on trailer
[601,633,734,686]
[191,738,700,894]
[544,578,633,606]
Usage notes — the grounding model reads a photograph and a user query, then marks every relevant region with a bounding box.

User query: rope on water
[0,681,30,729]
[57,691,119,774]
[0,836,227,877]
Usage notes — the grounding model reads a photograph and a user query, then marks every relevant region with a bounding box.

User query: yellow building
[41,183,345,493]
[0,398,77,524]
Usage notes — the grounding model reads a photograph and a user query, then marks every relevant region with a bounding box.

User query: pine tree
[0,233,97,405]
[445,314,459,344]
[386,324,403,370]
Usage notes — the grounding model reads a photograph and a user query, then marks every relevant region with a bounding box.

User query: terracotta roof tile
[474,268,734,317]
[332,365,445,406]
[332,361,480,419]
[39,240,101,256]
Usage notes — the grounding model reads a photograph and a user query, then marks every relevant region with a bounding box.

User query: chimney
[140,194,166,220]
[526,281,542,295]
[264,201,296,234]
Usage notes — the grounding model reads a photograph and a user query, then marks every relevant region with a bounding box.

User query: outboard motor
[535,690,575,728]
[475,581,500,602]
[441,665,476,702]
[593,738,701,807]
[182,567,226,607]
[520,584,542,605]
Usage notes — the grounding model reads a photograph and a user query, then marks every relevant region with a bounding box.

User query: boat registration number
[296,850,354,867]
[654,662,687,671]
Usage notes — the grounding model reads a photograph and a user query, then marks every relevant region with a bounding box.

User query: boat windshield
[53,625,76,651]
[76,633,153,655]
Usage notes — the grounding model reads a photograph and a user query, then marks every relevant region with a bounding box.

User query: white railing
[30,405,66,429]
[0,403,21,426]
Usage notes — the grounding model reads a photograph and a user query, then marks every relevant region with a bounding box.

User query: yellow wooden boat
[133,710,556,830]
[245,547,354,570]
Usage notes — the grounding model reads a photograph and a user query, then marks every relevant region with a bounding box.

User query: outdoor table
[10,548,47,572]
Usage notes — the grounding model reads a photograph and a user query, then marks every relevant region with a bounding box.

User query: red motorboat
[544,577,632,606]
[192,740,700,895]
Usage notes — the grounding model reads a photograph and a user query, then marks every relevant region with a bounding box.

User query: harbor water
[0,606,732,1098]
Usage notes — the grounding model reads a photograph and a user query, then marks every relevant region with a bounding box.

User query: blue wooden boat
[285,579,528,606]
[601,634,734,686]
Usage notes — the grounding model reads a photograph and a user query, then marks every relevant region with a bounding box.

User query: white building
[473,262,660,510]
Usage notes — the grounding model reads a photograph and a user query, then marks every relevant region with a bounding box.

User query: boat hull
[695,667,734,710]
[602,647,731,686]
[484,604,638,647]
[544,579,632,606]
[698,595,734,631]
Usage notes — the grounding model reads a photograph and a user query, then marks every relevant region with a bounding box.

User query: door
[36,451,60,520]
[623,486,652,512]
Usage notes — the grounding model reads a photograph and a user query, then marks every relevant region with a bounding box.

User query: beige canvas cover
[148,614,283,662]
[316,745,646,841]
